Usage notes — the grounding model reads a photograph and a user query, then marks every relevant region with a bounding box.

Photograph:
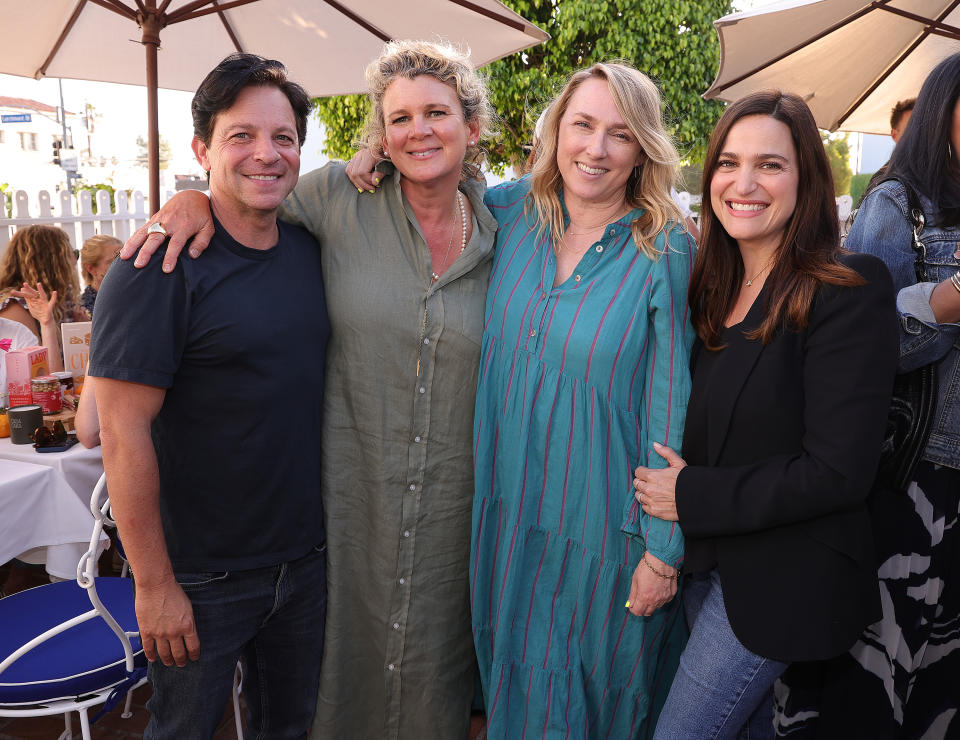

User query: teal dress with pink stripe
[472,177,695,738]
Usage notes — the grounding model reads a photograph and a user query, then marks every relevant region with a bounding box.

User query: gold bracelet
[950,270,960,295]
[641,552,678,580]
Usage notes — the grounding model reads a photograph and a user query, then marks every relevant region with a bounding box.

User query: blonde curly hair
[527,62,684,259]
[0,225,81,324]
[357,39,496,181]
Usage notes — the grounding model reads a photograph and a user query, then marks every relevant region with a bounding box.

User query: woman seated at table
[0,225,88,373]
[633,90,899,739]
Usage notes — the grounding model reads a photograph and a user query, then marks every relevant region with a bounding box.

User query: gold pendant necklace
[745,261,773,287]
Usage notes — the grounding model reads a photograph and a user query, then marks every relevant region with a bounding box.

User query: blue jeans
[653,570,788,740]
[144,544,326,740]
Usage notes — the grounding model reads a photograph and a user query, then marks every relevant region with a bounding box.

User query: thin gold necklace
[745,261,773,287]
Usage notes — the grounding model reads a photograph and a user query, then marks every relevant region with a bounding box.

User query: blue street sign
[1,114,32,123]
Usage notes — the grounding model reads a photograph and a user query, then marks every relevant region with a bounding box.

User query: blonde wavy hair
[80,234,121,286]
[357,39,496,181]
[527,62,683,258]
[0,225,81,324]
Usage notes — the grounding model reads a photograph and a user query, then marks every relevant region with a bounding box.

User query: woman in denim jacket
[777,54,960,740]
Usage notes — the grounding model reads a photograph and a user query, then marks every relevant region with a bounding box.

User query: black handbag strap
[889,179,930,283]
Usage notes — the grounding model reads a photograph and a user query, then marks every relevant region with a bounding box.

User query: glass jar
[31,375,62,415]
[51,371,74,407]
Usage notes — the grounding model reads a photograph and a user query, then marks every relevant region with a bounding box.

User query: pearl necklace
[431,190,466,283]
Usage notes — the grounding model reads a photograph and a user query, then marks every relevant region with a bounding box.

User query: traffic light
[52,140,62,165]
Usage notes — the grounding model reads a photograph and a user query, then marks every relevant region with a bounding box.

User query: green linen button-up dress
[278,161,496,740]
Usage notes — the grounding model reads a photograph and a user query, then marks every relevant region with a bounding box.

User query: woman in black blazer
[634,92,899,740]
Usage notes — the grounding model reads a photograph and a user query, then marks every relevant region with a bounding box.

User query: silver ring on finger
[147,221,168,237]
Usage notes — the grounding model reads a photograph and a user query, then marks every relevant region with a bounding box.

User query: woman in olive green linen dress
[124,41,497,739]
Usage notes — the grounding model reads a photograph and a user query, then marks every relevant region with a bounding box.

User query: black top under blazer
[676,252,899,663]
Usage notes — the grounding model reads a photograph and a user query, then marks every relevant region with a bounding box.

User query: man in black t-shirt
[90,54,328,739]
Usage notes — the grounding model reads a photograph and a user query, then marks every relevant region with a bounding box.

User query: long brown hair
[0,225,82,325]
[690,91,863,349]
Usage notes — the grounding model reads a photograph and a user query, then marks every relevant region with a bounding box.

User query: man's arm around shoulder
[96,377,200,667]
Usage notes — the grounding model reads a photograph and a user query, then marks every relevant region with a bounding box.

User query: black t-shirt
[90,217,329,571]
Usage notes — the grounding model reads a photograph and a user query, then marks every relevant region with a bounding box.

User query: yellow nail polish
[358,187,364,193]
[624,600,631,608]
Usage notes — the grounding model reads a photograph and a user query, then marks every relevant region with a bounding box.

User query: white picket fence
[0,188,174,258]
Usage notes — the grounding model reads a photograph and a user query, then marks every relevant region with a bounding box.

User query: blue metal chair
[0,473,147,739]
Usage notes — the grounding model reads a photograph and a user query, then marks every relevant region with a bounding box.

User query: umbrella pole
[141,14,162,215]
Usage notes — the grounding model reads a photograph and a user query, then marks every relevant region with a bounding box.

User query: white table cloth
[0,459,103,580]
[0,436,103,507]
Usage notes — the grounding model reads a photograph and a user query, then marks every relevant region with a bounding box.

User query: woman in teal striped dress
[470,63,695,737]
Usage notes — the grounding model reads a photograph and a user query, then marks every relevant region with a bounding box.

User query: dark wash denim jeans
[144,544,326,740]
[653,569,788,740]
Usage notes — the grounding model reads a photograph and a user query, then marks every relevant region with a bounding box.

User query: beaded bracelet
[641,552,678,580]
[950,270,960,295]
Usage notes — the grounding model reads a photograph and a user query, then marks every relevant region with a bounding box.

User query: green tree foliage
[314,0,732,173]
[74,182,126,214]
[821,132,852,196]
[134,135,172,171]
[0,183,13,218]
[849,172,874,207]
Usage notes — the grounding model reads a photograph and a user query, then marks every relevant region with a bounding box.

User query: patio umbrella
[704,0,960,134]
[0,0,549,213]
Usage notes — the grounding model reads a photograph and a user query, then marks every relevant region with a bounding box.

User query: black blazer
[676,253,899,663]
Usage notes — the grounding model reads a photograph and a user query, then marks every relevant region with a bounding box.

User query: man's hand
[134,578,201,667]
[120,190,214,272]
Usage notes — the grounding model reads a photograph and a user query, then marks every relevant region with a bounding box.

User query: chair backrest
[0,473,142,691]
[76,474,140,674]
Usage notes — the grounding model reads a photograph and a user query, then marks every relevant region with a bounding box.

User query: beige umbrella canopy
[0,0,549,212]
[704,0,960,134]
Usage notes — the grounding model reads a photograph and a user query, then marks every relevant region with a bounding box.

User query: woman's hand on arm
[345,148,383,192]
[627,551,678,617]
[634,442,686,522]
[119,190,215,272]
